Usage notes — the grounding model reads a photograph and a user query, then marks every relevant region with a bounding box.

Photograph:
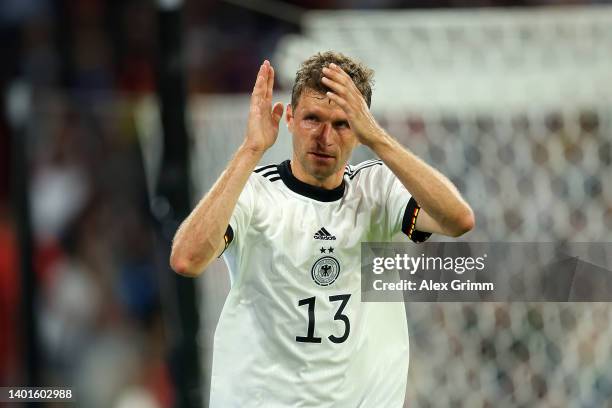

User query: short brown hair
[291,51,374,109]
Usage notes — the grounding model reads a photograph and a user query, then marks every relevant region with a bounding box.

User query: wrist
[239,142,267,157]
[365,128,394,153]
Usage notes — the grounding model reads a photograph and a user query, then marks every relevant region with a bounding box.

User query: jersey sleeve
[220,176,256,256]
[379,164,432,243]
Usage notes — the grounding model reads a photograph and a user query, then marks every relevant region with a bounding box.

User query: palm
[246,61,284,152]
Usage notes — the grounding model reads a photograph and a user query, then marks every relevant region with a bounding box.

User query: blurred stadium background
[1,1,611,407]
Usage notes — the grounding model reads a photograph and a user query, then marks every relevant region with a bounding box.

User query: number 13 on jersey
[296,294,351,344]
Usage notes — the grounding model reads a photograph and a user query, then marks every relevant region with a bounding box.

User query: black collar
[277,160,345,202]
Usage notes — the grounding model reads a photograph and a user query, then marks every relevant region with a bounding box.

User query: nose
[316,123,333,146]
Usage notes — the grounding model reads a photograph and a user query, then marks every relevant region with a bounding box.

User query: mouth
[309,152,335,160]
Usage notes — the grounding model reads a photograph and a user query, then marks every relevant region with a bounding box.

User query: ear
[286,103,294,132]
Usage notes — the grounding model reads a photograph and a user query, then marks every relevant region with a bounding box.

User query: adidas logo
[314,227,336,240]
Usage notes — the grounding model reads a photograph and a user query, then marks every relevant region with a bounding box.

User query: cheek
[292,133,308,155]
[340,132,358,149]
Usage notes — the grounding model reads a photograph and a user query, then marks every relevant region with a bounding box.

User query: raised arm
[367,136,474,237]
[170,60,284,277]
[322,63,474,237]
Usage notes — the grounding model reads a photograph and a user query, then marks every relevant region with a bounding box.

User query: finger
[251,63,267,101]
[266,65,275,102]
[323,67,362,102]
[325,91,349,111]
[321,76,347,97]
[271,101,284,124]
[329,63,350,78]
[330,64,363,97]
[326,63,354,85]
[325,65,365,106]
[322,65,348,85]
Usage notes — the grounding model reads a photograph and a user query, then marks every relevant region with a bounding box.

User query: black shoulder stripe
[262,170,279,178]
[401,198,432,243]
[362,158,383,165]
[218,225,235,258]
[346,159,382,176]
[349,161,383,179]
[354,159,382,169]
[269,176,281,182]
[254,164,278,173]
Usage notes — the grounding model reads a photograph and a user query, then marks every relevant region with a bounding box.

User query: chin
[298,154,339,180]
[309,163,338,180]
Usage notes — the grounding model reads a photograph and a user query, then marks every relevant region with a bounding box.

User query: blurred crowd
[1,1,167,406]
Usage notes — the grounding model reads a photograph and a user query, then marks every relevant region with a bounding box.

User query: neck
[290,156,345,189]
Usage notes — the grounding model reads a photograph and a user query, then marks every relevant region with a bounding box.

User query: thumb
[271,102,284,124]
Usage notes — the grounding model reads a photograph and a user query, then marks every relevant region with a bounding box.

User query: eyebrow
[300,108,345,122]
[301,108,322,116]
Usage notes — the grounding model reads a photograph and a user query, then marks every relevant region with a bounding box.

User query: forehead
[294,89,346,119]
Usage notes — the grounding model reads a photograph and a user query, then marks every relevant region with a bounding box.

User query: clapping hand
[244,60,285,153]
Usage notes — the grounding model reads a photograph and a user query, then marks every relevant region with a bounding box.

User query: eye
[334,121,350,129]
[301,114,321,129]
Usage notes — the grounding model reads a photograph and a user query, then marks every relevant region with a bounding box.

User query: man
[170,51,474,407]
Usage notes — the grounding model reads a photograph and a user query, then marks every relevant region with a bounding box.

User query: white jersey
[210,159,431,408]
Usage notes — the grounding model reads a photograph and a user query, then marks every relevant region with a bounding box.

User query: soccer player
[170,52,474,407]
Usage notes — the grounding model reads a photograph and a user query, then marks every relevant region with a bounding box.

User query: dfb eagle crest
[311,256,341,286]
